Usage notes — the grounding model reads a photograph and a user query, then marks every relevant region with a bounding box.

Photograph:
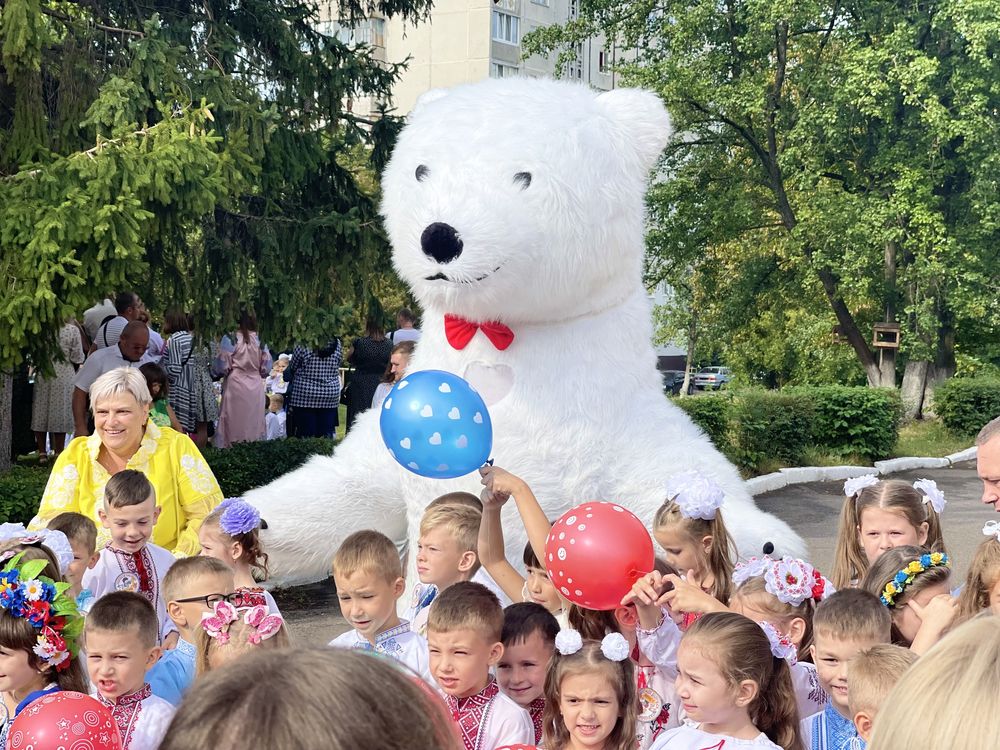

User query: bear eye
[415,165,429,182]
[514,172,532,189]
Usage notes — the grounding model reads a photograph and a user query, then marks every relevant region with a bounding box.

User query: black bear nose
[421,222,464,264]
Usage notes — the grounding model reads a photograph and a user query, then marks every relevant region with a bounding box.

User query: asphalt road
[278,461,990,646]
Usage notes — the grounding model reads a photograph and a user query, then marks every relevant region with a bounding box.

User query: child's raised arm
[476,489,528,604]
[479,465,551,568]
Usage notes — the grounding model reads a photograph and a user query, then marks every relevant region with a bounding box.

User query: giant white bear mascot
[246,78,806,587]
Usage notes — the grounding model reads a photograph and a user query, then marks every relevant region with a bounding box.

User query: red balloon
[8,691,122,750]
[545,501,655,610]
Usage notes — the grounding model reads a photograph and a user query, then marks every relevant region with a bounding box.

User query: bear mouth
[424,265,504,284]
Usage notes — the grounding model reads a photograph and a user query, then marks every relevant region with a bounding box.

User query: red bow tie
[444,314,515,351]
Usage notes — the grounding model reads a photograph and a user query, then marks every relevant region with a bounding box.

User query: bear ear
[410,88,450,117]
[595,88,672,170]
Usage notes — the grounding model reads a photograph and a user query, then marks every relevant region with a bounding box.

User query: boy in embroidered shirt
[406,501,485,635]
[83,470,178,646]
[46,511,101,612]
[147,557,235,705]
[427,581,533,750]
[86,592,177,750]
[847,644,917,743]
[497,602,559,745]
[802,589,891,750]
[329,530,432,683]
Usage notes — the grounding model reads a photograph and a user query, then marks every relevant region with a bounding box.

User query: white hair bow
[665,470,725,521]
[913,478,946,514]
[843,474,879,498]
[984,521,1000,541]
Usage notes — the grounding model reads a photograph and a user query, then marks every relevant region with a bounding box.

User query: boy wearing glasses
[83,470,179,647]
[148,556,235,705]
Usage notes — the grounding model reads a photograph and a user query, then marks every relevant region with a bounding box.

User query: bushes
[934,378,1000,438]
[786,385,901,461]
[729,391,814,471]
[672,394,732,447]
[203,438,335,497]
[0,466,52,524]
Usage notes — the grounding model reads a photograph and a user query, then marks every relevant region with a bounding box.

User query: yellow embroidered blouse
[29,421,223,557]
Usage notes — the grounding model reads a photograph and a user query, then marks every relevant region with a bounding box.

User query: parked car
[693,366,732,390]
[661,370,687,396]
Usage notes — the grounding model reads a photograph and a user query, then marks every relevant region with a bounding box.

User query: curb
[746,446,978,497]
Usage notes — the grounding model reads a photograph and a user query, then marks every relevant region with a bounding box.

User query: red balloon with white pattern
[545,501,655,611]
[7,691,122,750]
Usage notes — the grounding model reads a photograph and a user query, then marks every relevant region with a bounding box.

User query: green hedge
[0,437,336,522]
[934,378,1000,438]
[672,394,732,448]
[786,385,901,460]
[729,391,814,471]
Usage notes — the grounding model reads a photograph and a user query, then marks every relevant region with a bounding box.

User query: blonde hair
[426,581,502,642]
[195,615,291,675]
[832,479,946,589]
[47,512,98,556]
[333,530,402,583]
[812,589,891,644]
[419,504,482,576]
[542,641,637,750]
[868,616,1000,750]
[683,613,802,750]
[860,545,951,646]
[847,644,917,718]
[161,648,462,750]
[956,535,1000,624]
[652,501,735,603]
[89,366,152,409]
[733,575,817,660]
[162,556,233,605]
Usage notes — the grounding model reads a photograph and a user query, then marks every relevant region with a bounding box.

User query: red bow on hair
[444,314,515,351]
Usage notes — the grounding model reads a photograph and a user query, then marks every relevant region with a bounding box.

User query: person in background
[215,309,270,447]
[161,309,218,450]
[978,416,1000,512]
[31,318,85,461]
[266,393,287,440]
[344,317,391,432]
[139,308,166,358]
[140,362,184,433]
[285,338,341,439]
[83,295,116,346]
[90,290,143,353]
[372,340,415,410]
[265,354,290,395]
[389,307,421,344]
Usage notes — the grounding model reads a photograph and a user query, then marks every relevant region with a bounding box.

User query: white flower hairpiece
[0,524,74,577]
[665,470,725,521]
[733,556,772,586]
[913,478,946,514]
[844,474,879,498]
[983,521,1000,541]
[600,632,631,662]
[759,621,797,665]
[555,629,583,656]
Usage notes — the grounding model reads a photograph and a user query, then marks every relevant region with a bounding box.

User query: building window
[568,0,579,19]
[598,49,611,73]
[492,10,520,45]
[491,62,519,78]
[564,43,583,79]
[322,17,385,48]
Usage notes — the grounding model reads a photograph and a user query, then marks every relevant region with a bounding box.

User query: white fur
[245,78,806,588]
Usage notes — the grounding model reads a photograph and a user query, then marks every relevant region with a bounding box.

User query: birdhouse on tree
[872,322,901,349]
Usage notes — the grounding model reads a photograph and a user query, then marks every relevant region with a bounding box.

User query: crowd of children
[0,456,998,750]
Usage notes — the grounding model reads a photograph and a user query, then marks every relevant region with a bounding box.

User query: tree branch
[39,6,144,37]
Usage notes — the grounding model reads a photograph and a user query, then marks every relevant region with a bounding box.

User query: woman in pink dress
[215,310,270,447]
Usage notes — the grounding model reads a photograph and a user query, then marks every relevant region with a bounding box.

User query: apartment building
[316,0,616,116]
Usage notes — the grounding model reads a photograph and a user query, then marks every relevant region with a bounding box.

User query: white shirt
[265,410,286,440]
[74,344,155,393]
[93,315,129,350]
[390,327,421,343]
[479,690,534,749]
[651,722,782,750]
[472,568,513,608]
[328,620,433,684]
[99,687,176,750]
[83,299,116,340]
[791,661,828,722]
[146,328,165,358]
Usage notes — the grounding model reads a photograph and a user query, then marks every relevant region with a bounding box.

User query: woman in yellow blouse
[29,367,223,556]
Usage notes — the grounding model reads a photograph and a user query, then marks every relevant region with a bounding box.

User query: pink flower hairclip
[201,600,239,644]
[243,605,284,645]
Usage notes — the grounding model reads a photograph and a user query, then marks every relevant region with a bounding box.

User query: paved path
[279,461,989,646]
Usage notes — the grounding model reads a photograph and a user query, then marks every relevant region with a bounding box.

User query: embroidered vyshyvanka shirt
[444,678,534,750]
[29,420,223,556]
[651,722,783,750]
[329,620,433,684]
[98,684,175,750]
[801,702,866,750]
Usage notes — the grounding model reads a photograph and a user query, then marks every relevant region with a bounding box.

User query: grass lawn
[891,418,973,458]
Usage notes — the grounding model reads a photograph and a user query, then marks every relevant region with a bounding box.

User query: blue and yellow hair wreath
[880,552,949,608]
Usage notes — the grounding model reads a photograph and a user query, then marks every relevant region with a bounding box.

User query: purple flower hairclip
[218,498,261,536]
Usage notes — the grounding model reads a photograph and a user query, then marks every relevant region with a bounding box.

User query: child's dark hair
[501,602,559,647]
[139,362,170,399]
[523,541,541,569]
[86,591,159,649]
[0,609,88,693]
[104,469,155,509]
[204,501,270,581]
[47,512,98,556]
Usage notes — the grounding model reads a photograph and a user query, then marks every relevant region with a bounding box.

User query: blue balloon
[379,370,493,479]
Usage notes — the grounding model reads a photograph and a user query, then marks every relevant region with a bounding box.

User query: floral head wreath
[216,498,262,537]
[554,629,630,662]
[733,556,835,606]
[201,601,284,645]
[665,470,725,521]
[759,621,797,665]
[0,523,74,577]
[983,521,1000,542]
[0,553,83,672]
[880,552,949,608]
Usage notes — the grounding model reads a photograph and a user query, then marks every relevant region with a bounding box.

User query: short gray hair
[977,416,1000,447]
[89,367,151,411]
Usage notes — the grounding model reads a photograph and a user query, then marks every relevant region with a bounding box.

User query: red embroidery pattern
[445,679,499,750]
[528,697,545,744]
[100,683,151,750]
[110,546,157,605]
[231,587,267,609]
